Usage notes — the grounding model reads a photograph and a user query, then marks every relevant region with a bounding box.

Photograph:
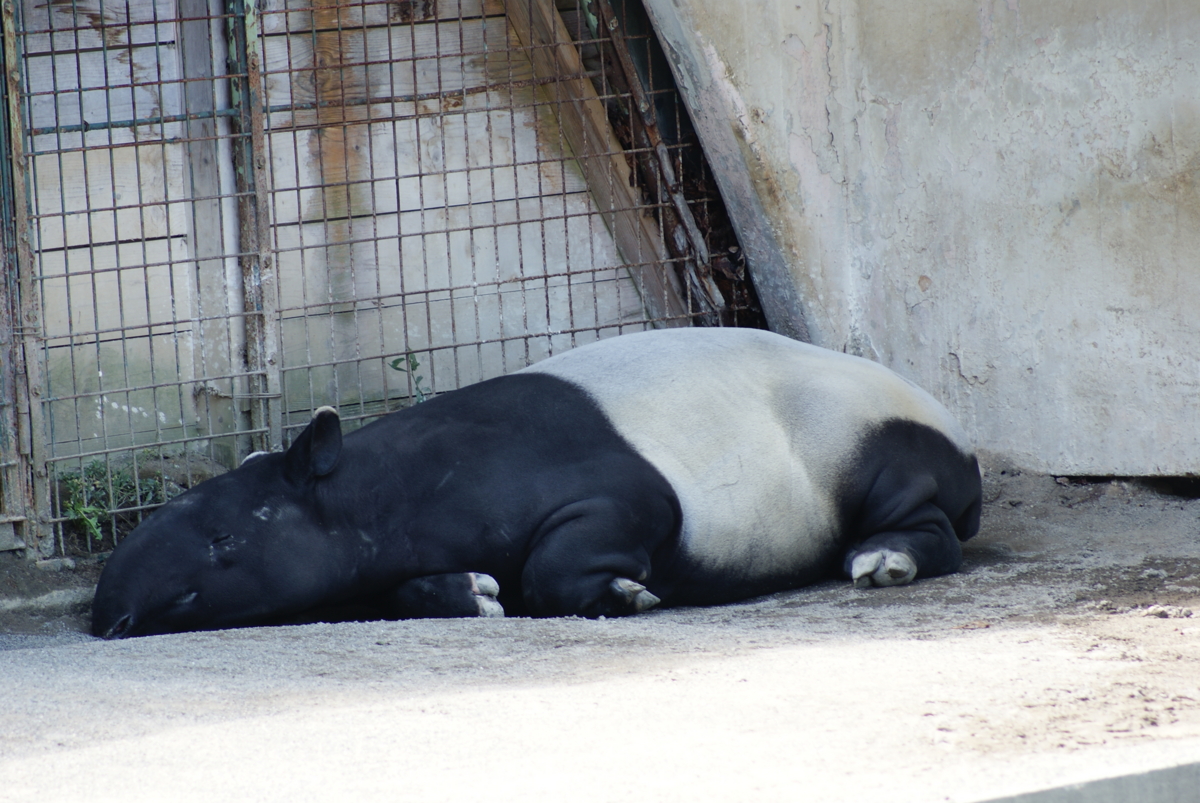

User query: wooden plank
[20,0,178,56]
[272,192,642,316]
[180,0,239,450]
[6,0,51,553]
[260,17,512,108]
[31,144,190,250]
[502,0,688,322]
[24,45,184,137]
[38,238,195,343]
[641,0,809,340]
[258,0,505,36]
[271,190,647,411]
[264,105,587,224]
[238,0,285,455]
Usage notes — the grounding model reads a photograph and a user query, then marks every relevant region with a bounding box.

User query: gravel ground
[1,454,1199,802]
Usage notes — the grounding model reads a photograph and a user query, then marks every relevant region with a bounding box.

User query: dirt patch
[3,453,1197,642]
[0,551,102,636]
[1079,557,1200,613]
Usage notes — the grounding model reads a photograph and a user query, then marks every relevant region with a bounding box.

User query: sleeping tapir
[91,327,981,639]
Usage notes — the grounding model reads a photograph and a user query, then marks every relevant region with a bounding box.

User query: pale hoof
[850,549,917,588]
[469,573,505,617]
[609,577,661,613]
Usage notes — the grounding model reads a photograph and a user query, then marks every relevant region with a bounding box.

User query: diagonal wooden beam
[503,0,689,324]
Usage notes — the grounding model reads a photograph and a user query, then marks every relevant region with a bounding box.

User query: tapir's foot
[466,573,506,618]
[608,577,661,613]
[850,549,918,588]
[386,572,505,618]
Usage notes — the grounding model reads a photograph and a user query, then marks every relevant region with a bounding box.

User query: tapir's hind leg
[844,516,961,588]
[520,497,671,618]
[843,419,981,589]
[844,483,967,589]
[380,572,505,618]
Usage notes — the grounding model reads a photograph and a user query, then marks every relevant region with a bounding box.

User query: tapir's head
[91,408,346,639]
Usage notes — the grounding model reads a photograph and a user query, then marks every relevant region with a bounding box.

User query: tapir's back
[523,328,976,588]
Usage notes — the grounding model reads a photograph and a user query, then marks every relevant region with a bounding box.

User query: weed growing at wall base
[59,460,176,546]
[388,354,433,404]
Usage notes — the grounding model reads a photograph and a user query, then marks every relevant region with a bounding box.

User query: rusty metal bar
[25,107,243,139]
[2,0,49,554]
[230,0,283,451]
[0,2,27,551]
[182,0,241,464]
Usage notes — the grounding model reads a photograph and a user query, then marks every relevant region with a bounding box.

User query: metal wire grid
[568,0,757,325]
[262,0,683,437]
[9,0,256,554]
[3,0,752,555]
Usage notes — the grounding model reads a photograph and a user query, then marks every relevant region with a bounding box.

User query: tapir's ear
[284,406,342,482]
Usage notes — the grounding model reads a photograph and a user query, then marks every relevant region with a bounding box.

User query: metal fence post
[0,0,27,551]
[228,0,282,451]
[1,0,49,554]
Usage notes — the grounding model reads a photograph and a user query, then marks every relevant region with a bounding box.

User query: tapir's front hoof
[468,572,505,618]
[850,549,917,588]
[608,577,661,613]
[387,571,505,618]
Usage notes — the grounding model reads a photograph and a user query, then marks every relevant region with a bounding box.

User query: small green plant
[388,353,433,404]
[64,496,107,543]
[60,460,171,544]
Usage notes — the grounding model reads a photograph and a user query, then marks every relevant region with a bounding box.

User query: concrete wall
[644,0,1200,475]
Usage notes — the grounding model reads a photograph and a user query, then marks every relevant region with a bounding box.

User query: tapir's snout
[91,580,208,639]
[91,558,143,639]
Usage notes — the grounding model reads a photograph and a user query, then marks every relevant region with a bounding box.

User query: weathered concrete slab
[642,0,1200,475]
[985,762,1200,803]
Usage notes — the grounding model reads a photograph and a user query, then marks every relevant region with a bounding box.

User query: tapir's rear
[525,328,981,604]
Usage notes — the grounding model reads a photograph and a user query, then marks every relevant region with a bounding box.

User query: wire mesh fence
[1,0,761,556]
